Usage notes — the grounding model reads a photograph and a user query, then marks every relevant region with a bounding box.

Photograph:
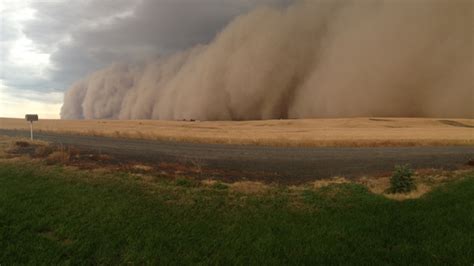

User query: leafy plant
[388,165,416,194]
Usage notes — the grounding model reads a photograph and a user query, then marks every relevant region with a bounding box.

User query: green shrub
[175,178,195,187]
[388,165,416,194]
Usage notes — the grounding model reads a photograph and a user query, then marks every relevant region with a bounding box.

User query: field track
[1,129,472,183]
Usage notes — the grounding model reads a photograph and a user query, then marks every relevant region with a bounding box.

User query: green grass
[0,163,473,265]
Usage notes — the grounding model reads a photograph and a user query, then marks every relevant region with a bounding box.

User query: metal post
[25,115,38,140]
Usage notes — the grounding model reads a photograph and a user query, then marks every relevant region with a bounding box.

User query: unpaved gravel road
[1,129,473,183]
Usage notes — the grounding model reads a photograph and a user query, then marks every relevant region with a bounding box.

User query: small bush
[388,165,416,194]
[175,178,196,187]
[7,140,47,157]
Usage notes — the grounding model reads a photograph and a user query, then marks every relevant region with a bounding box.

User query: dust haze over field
[61,0,474,121]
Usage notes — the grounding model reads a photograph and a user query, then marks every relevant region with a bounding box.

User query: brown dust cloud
[61,0,473,120]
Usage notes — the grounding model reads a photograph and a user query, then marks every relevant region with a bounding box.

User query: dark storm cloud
[22,0,287,89]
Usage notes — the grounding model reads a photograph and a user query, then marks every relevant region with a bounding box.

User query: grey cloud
[23,0,134,49]
[0,21,20,43]
[22,0,286,90]
[0,58,58,92]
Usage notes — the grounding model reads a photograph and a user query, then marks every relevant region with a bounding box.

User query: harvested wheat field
[0,117,473,147]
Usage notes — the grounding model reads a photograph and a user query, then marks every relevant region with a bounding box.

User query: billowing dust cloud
[61,0,473,120]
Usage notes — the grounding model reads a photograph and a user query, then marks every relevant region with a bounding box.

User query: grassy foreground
[0,163,473,265]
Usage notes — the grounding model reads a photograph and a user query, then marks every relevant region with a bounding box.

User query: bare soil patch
[229,181,269,194]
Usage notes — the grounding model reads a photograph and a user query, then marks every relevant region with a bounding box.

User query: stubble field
[1,117,473,147]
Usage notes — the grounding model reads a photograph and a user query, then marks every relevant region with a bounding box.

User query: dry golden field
[0,117,473,147]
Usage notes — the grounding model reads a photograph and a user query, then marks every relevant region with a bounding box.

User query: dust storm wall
[61,0,474,120]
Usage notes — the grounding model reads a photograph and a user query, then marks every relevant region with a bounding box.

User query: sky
[0,0,285,119]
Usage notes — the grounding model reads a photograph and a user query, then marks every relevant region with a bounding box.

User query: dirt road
[1,129,473,183]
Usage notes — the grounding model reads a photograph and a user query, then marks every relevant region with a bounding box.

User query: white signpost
[25,114,39,140]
